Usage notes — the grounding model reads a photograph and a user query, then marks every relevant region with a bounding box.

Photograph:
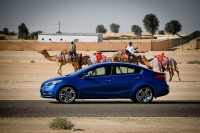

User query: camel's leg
[174,68,181,81]
[73,64,77,72]
[169,68,174,81]
[75,66,78,71]
[75,62,80,71]
[132,55,138,65]
[74,64,79,70]
[168,68,172,81]
[78,61,82,70]
[110,57,114,62]
[57,63,62,76]
[57,63,60,75]
[60,65,62,75]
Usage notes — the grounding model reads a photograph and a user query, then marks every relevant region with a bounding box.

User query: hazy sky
[0,0,199,34]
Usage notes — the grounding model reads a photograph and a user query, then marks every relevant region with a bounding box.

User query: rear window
[115,66,141,75]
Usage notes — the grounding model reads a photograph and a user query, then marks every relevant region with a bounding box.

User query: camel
[38,49,85,75]
[111,49,138,65]
[81,53,112,66]
[137,55,181,81]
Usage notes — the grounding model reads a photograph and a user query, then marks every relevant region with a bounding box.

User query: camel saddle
[154,55,170,70]
[57,51,82,62]
[154,55,164,62]
[68,53,83,62]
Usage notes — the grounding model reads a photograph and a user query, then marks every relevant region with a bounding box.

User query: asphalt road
[0,100,200,118]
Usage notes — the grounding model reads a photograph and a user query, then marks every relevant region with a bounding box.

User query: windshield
[64,74,71,76]
[65,66,93,77]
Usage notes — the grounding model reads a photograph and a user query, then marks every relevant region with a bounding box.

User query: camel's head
[118,51,122,54]
[38,49,47,54]
[119,49,125,54]
[138,55,146,60]
[138,55,152,69]
[137,55,146,65]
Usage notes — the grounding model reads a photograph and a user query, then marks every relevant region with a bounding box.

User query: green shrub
[49,117,74,130]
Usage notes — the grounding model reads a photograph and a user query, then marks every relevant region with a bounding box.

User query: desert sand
[0,40,200,132]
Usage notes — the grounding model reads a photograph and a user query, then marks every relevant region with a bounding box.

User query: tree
[164,20,182,37]
[110,23,120,37]
[143,14,159,37]
[2,28,9,35]
[9,31,16,36]
[18,23,29,38]
[31,30,42,39]
[131,25,142,36]
[96,25,107,33]
[158,30,165,35]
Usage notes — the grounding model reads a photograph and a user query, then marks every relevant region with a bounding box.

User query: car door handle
[134,77,140,80]
[105,79,111,82]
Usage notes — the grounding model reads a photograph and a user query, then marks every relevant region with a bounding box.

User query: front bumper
[40,83,55,98]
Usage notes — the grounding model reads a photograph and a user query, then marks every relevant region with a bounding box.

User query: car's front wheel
[58,87,76,103]
[135,86,154,103]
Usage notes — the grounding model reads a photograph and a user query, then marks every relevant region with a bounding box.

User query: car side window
[115,66,141,75]
[87,66,112,77]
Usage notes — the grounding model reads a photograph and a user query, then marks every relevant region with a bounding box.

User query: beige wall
[0,40,171,51]
[151,40,171,51]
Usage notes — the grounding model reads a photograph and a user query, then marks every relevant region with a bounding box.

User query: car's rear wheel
[58,87,76,103]
[135,86,154,103]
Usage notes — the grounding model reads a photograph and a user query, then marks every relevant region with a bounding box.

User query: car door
[79,66,114,98]
[112,65,143,98]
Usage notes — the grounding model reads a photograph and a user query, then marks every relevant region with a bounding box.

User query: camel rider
[68,41,76,62]
[154,52,165,62]
[96,51,103,63]
[125,42,136,63]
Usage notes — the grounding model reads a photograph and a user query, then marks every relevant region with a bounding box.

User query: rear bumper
[156,84,170,97]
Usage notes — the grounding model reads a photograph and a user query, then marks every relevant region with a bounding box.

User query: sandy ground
[0,41,200,132]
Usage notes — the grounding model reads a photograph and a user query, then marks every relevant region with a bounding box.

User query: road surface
[0,100,200,117]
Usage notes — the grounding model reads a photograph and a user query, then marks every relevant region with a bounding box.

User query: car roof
[70,62,145,76]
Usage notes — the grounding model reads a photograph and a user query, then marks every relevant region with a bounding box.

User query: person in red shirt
[96,51,103,63]
[154,52,165,62]
[153,52,167,71]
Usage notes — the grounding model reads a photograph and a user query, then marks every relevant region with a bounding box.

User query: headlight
[45,80,63,86]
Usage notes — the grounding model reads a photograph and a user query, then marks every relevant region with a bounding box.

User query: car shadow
[169,80,199,82]
[49,100,200,104]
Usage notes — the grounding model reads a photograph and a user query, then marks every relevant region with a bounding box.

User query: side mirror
[83,74,89,79]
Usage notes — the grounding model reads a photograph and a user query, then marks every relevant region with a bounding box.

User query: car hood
[42,75,71,84]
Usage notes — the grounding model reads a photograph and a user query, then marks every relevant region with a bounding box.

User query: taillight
[155,74,166,80]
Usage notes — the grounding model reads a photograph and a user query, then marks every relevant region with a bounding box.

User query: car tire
[135,86,154,103]
[58,87,76,103]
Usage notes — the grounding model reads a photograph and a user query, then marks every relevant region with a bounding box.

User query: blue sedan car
[40,62,169,103]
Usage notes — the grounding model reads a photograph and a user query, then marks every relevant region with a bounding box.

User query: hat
[96,51,102,54]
